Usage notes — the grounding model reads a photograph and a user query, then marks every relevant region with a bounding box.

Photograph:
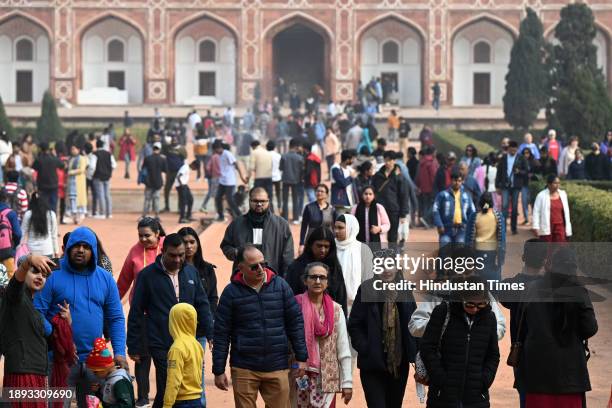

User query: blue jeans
[201,177,219,210]
[502,188,521,232]
[439,226,466,246]
[520,186,530,221]
[197,337,207,407]
[305,186,316,203]
[173,399,203,408]
[39,188,58,214]
[93,179,112,217]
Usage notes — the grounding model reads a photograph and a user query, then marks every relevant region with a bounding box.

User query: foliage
[432,129,497,157]
[529,179,612,242]
[35,90,65,143]
[503,8,549,131]
[546,3,612,144]
[0,95,16,141]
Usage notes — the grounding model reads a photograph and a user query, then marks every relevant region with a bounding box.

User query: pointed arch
[450,14,518,42]
[75,11,146,42]
[0,10,53,39]
[169,11,239,44]
[355,12,427,44]
[262,11,334,43]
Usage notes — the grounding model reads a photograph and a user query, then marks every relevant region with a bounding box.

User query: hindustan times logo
[372,253,486,275]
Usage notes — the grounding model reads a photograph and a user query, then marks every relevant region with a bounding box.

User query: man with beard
[127,233,214,408]
[220,187,294,278]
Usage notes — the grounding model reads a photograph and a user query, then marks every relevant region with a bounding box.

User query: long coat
[68,154,88,208]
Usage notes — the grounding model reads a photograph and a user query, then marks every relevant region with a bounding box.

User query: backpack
[0,262,8,356]
[0,208,14,260]
[6,187,23,216]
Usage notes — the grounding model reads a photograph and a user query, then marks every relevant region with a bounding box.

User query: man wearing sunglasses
[213,244,307,408]
[221,187,294,278]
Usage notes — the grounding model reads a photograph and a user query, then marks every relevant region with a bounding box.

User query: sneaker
[160,208,170,214]
[419,217,431,229]
[199,207,207,213]
[93,215,105,219]
[179,218,190,224]
[292,220,300,225]
[135,398,149,407]
[214,217,225,222]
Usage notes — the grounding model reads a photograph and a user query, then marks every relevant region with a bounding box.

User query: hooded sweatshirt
[34,227,126,361]
[164,303,204,407]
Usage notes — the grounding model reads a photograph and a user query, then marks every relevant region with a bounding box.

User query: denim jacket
[432,186,475,229]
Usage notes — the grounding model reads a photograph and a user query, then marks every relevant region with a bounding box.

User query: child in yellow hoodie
[164,303,205,408]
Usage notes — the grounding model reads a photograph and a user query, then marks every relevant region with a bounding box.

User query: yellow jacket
[163,303,204,408]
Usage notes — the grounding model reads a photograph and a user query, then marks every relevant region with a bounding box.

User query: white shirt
[271,150,282,182]
[174,162,190,188]
[188,112,202,130]
[21,210,59,256]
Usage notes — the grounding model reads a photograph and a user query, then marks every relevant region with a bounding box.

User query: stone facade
[0,0,611,105]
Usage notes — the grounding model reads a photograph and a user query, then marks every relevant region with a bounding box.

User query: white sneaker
[93,215,105,219]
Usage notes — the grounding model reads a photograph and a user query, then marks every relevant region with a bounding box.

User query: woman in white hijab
[335,214,374,315]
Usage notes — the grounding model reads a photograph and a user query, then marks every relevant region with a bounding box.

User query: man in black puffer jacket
[420,283,500,408]
[213,245,308,406]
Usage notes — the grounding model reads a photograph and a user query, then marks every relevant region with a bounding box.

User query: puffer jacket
[212,268,307,375]
[420,302,500,408]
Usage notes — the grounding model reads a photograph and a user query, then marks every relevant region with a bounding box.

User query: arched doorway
[0,16,50,103]
[359,17,424,106]
[452,18,514,106]
[264,17,332,103]
[174,17,237,105]
[79,17,144,104]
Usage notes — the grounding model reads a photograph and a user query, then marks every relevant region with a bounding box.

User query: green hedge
[432,129,497,156]
[529,180,612,242]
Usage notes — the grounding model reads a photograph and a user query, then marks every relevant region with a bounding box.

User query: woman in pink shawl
[293,262,353,408]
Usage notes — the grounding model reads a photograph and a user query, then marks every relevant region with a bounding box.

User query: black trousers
[151,347,169,408]
[177,185,194,220]
[86,179,97,215]
[387,211,400,243]
[135,355,152,400]
[164,170,178,210]
[360,365,409,408]
[273,181,282,211]
[282,183,300,222]
[215,184,241,220]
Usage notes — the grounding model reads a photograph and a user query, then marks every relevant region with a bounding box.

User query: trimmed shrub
[35,90,65,143]
[529,180,612,242]
[432,129,497,157]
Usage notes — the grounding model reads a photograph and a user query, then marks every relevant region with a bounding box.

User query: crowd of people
[0,98,608,408]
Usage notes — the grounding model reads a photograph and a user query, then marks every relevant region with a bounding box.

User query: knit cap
[86,338,114,370]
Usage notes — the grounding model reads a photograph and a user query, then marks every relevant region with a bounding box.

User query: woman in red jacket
[116,216,165,407]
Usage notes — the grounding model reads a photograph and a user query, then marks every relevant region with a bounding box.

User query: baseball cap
[153,142,162,150]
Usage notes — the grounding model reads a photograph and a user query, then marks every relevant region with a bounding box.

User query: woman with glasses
[420,277,500,408]
[299,184,337,255]
[460,144,482,178]
[291,262,353,407]
[286,226,347,315]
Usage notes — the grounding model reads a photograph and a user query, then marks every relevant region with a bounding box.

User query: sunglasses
[463,301,490,309]
[250,199,269,205]
[248,261,268,271]
[307,274,329,282]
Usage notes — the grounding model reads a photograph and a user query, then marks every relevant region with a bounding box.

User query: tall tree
[0,95,16,141]
[547,3,612,143]
[35,90,65,143]
[503,7,548,131]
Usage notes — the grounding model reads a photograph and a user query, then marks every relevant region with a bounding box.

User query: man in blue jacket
[34,227,126,406]
[213,245,308,406]
[433,171,476,246]
[127,233,213,408]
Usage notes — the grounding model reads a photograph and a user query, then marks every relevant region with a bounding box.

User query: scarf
[295,292,335,370]
[355,200,380,243]
[382,289,403,378]
[246,209,269,228]
[335,214,362,303]
[50,314,76,408]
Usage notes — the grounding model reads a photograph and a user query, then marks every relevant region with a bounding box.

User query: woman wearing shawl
[350,186,391,244]
[286,227,348,314]
[347,250,417,408]
[67,144,88,224]
[334,214,374,315]
[292,262,353,408]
